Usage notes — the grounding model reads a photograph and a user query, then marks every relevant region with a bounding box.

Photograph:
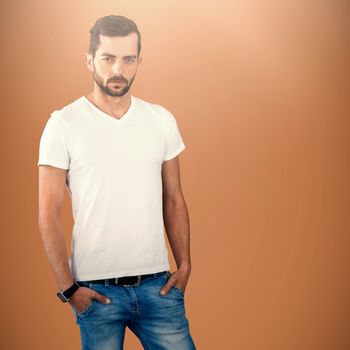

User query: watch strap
[57,281,80,302]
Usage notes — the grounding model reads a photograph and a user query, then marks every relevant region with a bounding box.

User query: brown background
[1,0,349,349]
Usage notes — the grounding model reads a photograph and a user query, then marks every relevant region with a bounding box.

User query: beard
[92,66,136,97]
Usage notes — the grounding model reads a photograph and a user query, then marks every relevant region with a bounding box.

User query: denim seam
[173,286,185,296]
[76,299,94,317]
[165,271,184,296]
[130,322,153,350]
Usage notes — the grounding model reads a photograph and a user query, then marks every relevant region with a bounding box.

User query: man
[37,15,196,350]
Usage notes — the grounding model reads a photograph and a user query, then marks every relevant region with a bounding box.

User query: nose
[112,60,124,76]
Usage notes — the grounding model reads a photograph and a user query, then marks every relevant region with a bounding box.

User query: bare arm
[38,165,110,311]
[160,155,191,294]
[38,165,74,291]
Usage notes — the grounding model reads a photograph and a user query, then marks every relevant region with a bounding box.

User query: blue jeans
[69,270,196,350]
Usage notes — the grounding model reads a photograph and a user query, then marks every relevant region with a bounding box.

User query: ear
[138,55,142,64]
[84,53,94,72]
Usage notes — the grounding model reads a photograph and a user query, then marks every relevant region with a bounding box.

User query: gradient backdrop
[1,0,349,349]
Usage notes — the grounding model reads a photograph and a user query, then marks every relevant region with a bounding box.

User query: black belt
[76,271,167,287]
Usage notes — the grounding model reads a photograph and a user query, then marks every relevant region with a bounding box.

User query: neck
[85,89,131,119]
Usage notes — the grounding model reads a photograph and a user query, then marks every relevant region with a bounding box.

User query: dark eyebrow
[100,52,116,57]
[100,53,137,59]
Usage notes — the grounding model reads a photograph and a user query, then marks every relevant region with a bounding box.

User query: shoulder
[132,96,176,122]
[49,96,85,124]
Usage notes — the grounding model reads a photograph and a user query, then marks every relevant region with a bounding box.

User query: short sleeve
[37,113,71,170]
[162,108,186,161]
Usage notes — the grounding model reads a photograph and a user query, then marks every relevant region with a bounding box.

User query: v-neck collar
[82,95,135,123]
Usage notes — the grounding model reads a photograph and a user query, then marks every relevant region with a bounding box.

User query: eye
[103,57,112,62]
[125,57,136,64]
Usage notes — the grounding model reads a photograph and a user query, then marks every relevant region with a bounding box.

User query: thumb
[160,282,172,296]
[93,291,111,304]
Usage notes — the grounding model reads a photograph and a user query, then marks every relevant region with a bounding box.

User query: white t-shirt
[37,95,186,281]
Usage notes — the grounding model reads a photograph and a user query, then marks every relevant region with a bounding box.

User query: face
[86,33,141,97]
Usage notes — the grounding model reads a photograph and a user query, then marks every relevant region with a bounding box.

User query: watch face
[57,291,68,302]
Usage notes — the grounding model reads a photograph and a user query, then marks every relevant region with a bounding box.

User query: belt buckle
[115,275,141,287]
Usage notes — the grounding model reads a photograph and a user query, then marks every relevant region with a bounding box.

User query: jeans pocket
[74,298,95,317]
[164,271,185,297]
[172,285,185,297]
[173,285,184,294]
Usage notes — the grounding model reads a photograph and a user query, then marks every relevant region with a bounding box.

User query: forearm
[39,217,74,290]
[163,196,191,272]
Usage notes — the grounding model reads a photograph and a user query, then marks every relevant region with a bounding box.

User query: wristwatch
[57,281,80,302]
